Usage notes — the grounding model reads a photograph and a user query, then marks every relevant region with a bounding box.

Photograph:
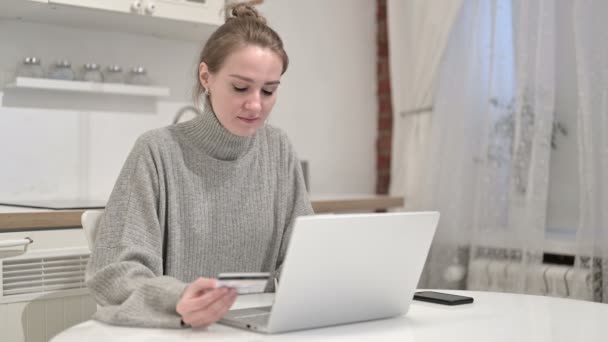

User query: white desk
[52,290,608,342]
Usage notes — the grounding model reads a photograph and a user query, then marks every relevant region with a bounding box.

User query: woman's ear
[199,62,210,90]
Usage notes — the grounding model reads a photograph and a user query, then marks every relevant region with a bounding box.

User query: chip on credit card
[216,272,270,294]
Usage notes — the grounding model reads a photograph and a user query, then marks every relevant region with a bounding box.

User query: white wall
[260,0,377,195]
[0,0,376,202]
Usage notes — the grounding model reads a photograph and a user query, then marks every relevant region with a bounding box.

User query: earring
[204,87,210,96]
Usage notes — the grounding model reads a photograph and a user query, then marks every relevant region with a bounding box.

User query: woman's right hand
[176,277,238,328]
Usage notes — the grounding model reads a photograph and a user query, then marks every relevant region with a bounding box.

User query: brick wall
[376,0,393,195]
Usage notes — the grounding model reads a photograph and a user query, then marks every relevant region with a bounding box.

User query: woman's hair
[194,2,289,103]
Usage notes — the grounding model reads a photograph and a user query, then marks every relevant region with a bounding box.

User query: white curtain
[416,0,556,292]
[572,0,608,302]
[387,0,464,210]
[390,0,608,301]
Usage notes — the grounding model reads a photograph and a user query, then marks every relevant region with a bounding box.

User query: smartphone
[413,291,474,305]
[216,272,270,295]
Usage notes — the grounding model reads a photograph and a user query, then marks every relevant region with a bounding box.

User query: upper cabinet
[46,0,143,14]
[0,0,225,40]
[147,0,223,24]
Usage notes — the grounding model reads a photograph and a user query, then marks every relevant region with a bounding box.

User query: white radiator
[0,229,96,342]
[467,258,595,301]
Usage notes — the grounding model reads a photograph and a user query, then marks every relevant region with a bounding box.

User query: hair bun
[228,2,267,25]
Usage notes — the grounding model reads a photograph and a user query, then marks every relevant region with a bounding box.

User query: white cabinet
[0,0,224,40]
[46,0,224,25]
[48,0,139,14]
[146,0,224,25]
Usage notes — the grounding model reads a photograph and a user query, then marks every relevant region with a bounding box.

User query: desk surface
[52,290,608,342]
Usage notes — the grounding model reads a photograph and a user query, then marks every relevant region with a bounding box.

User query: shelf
[6,77,170,97]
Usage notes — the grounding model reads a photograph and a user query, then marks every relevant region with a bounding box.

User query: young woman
[86,3,312,329]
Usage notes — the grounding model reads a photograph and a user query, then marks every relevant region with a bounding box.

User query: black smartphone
[413,291,474,305]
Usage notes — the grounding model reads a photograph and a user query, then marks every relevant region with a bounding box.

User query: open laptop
[219,211,439,334]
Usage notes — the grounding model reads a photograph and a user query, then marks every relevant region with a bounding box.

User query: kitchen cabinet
[0,0,224,40]
[47,0,137,14]
[47,0,224,25]
[146,0,223,25]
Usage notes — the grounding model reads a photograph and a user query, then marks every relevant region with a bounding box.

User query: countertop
[0,195,404,232]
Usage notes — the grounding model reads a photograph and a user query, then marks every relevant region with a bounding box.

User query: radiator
[0,229,96,342]
[467,258,595,301]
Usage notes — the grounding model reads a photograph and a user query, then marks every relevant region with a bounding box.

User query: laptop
[219,211,440,334]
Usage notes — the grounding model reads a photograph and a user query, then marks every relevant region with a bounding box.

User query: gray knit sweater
[86,106,313,328]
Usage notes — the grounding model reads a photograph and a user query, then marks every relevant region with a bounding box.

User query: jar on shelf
[104,65,124,83]
[126,66,151,85]
[48,59,75,81]
[82,63,104,82]
[17,57,44,78]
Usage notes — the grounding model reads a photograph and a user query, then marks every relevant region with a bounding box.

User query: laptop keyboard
[237,312,270,325]
[229,306,272,325]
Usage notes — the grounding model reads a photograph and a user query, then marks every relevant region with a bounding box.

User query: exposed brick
[379,96,392,114]
[377,59,389,80]
[376,0,392,196]
[378,150,391,159]
[377,0,386,22]
[377,135,392,151]
[377,154,391,169]
[378,117,392,131]
[377,79,391,94]
[377,130,392,139]
[378,21,387,43]
[378,94,393,112]
[377,41,388,58]
[376,175,390,195]
[377,65,386,81]
[379,112,392,120]
[377,169,391,178]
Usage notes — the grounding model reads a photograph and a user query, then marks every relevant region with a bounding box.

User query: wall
[0,0,377,202]
[259,0,377,196]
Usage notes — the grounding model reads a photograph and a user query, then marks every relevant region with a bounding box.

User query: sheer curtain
[417,0,556,292]
[387,0,464,210]
[572,0,608,302]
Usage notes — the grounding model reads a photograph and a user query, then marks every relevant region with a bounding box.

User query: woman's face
[199,45,283,137]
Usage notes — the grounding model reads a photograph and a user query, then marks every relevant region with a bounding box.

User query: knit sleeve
[85,134,188,328]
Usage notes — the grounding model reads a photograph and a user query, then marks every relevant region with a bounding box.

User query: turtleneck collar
[180,105,256,161]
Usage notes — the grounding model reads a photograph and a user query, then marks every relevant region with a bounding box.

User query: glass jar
[104,65,124,83]
[17,57,44,78]
[48,60,75,81]
[82,63,104,83]
[126,66,150,85]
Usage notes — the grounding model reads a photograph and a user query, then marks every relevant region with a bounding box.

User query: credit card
[216,272,270,295]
